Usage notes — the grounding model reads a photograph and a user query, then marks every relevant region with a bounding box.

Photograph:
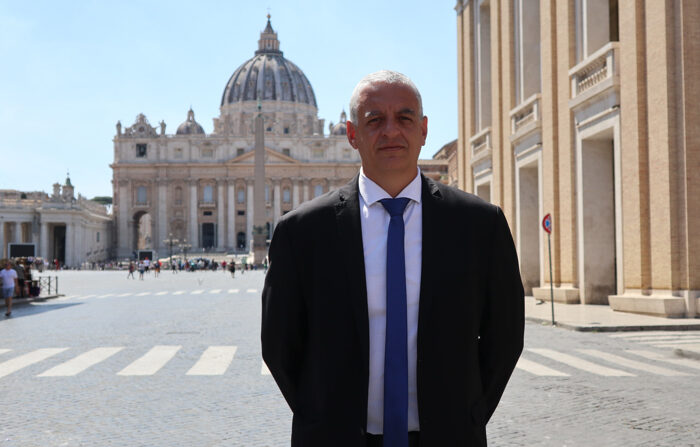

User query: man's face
[347,82,428,181]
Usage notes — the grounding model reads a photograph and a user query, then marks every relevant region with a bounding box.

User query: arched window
[314,184,323,198]
[137,186,147,204]
[283,188,291,203]
[203,185,213,203]
[237,189,245,204]
[174,187,183,205]
[265,185,270,203]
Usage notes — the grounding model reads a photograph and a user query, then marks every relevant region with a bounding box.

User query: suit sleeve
[261,217,306,412]
[474,207,525,425]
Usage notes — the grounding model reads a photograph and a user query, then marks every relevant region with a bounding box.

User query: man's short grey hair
[348,70,423,124]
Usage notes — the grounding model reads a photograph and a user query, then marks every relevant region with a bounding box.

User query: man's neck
[362,169,419,198]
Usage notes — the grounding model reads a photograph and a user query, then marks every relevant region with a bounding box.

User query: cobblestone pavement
[1,270,698,446]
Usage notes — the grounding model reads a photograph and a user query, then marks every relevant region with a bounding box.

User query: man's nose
[381,117,401,137]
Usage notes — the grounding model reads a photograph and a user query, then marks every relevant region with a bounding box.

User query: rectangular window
[312,148,324,158]
[282,148,291,157]
[96,232,100,242]
[203,185,214,203]
[237,148,245,156]
[237,210,245,216]
[136,186,147,204]
[203,211,213,216]
[237,189,245,204]
[284,127,290,134]
[174,148,183,159]
[202,148,213,158]
[136,144,147,158]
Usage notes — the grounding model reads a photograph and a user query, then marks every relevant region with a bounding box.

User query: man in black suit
[262,70,524,446]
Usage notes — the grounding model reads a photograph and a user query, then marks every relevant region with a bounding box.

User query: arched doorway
[133,211,153,250]
[237,232,246,250]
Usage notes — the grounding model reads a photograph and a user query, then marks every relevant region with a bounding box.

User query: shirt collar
[359,167,422,206]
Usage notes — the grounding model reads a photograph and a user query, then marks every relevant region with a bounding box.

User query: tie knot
[379,197,410,217]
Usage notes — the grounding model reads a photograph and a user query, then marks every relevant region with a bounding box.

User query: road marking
[625,349,700,371]
[37,347,124,377]
[610,331,700,338]
[228,289,239,294]
[173,291,185,295]
[209,289,222,294]
[516,357,569,376]
[246,289,258,293]
[81,294,96,299]
[578,349,690,376]
[115,293,132,297]
[117,346,181,376]
[135,292,151,296]
[648,339,700,345]
[186,346,237,375]
[96,293,114,299]
[0,348,69,378]
[261,361,271,375]
[616,335,700,342]
[192,290,204,295]
[0,349,11,356]
[155,291,168,296]
[528,348,634,376]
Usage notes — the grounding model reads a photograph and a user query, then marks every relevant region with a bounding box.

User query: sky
[0,0,458,199]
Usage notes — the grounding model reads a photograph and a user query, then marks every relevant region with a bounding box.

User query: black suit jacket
[262,174,524,446]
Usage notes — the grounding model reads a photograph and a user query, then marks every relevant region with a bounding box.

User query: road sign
[542,213,552,234]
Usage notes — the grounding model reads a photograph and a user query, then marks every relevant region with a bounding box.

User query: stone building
[454,0,699,317]
[112,17,448,259]
[0,176,112,266]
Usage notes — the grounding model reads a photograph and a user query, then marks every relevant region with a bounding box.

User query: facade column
[227,180,235,250]
[246,180,254,252]
[10,222,19,243]
[217,179,225,250]
[157,179,167,254]
[117,180,130,257]
[65,222,73,267]
[292,178,300,209]
[272,179,281,231]
[303,180,310,202]
[189,180,198,248]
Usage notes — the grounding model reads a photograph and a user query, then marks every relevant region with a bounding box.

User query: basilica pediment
[226,147,300,165]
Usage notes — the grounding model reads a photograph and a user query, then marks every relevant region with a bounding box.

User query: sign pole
[542,213,555,326]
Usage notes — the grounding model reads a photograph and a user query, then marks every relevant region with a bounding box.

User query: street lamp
[179,239,191,264]
[163,233,179,269]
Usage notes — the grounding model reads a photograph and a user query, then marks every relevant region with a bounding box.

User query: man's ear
[420,115,428,145]
[346,120,358,149]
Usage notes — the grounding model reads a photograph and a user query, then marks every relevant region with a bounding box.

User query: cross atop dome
[257,15,281,55]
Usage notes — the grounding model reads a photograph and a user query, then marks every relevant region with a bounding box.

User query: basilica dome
[176,108,205,135]
[220,17,317,108]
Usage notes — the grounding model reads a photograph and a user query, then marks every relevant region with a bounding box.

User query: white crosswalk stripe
[246,288,258,293]
[625,349,700,371]
[191,290,204,295]
[209,289,222,294]
[155,291,168,296]
[117,346,181,376]
[81,294,96,299]
[228,289,239,294]
[37,347,124,377]
[135,292,151,296]
[528,348,635,376]
[96,293,114,299]
[577,349,690,376]
[0,349,12,356]
[116,293,132,297]
[173,291,185,295]
[186,346,237,375]
[516,357,569,376]
[261,361,271,376]
[0,348,69,378]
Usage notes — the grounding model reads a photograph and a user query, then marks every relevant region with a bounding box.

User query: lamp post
[179,239,191,264]
[163,233,179,269]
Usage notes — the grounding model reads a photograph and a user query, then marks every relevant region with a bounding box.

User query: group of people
[1,258,38,317]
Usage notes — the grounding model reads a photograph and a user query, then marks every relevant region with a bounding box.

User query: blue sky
[0,1,458,199]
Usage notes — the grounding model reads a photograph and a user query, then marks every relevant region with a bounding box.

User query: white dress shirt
[359,167,422,434]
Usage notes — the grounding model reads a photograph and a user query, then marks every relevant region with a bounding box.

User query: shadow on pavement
[2,301,82,319]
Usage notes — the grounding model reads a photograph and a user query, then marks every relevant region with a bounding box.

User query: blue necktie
[379,197,410,447]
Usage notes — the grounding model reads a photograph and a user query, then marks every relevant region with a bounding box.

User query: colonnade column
[227,181,236,251]
[40,221,48,260]
[117,180,130,257]
[272,179,281,231]
[246,180,254,252]
[0,222,5,258]
[217,179,225,251]
[292,178,300,209]
[189,180,198,248]
[10,222,19,243]
[303,180,310,202]
[65,222,73,267]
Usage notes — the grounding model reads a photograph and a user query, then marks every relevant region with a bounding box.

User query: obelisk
[252,96,267,264]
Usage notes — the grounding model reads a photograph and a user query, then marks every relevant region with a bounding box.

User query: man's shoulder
[278,188,343,228]
[427,178,500,217]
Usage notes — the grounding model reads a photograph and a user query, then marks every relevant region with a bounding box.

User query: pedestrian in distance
[127,262,135,279]
[229,262,236,278]
[1,262,18,317]
[262,70,525,447]
[138,262,145,280]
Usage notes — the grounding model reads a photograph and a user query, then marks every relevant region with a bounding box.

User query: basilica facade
[112,18,448,259]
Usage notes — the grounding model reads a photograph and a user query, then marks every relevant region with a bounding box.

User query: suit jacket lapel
[418,174,443,354]
[334,174,370,374]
